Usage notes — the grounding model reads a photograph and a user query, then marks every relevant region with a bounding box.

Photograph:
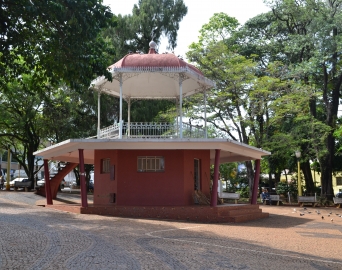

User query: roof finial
[148,40,157,54]
[148,26,158,54]
[149,40,157,49]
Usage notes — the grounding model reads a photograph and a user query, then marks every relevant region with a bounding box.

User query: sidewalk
[35,189,94,206]
[0,190,342,269]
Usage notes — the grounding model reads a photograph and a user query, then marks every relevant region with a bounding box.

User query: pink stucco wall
[93,149,210,206]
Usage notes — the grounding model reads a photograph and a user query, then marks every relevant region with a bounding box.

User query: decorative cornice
[90,66,216,89]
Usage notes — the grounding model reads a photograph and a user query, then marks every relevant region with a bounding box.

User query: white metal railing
[98,122,120,139]
[98,122,206,139]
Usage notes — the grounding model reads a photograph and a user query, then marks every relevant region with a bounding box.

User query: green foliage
[196,12,239,47]
[187,36,259,144]
[104,0,188,59]
[276,181,297,197]
[0,64,52,181]
[237,186,250,198]
[229,0,342,198]
[219,163,237,180]
[123,100,175,123]
[1,0,114,89]
[43,86,119,142]
[218,163,238,191]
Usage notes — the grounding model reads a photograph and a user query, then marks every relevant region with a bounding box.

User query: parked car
[12,170,28,179]
[10,178,29,187]
[37,179,45,186]
[88,181,94,192]
[336,192,342,198]
[37,179,66,188]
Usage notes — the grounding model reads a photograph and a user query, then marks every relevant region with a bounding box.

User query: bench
[220,192,240,204]
[259,194,282,205]
[217,180,240,204]
[14,181,32,192]
[333,197,342,208]
[298,196,317,207]
[69,185,80,193]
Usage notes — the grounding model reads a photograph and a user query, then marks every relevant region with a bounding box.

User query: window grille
[137,156,164,172]
[101,158,110,174]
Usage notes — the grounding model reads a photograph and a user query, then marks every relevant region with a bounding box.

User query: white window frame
[137,156,164,172]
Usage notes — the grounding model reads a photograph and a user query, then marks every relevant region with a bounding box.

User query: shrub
[276,181,297,197]
[237,186,249,198]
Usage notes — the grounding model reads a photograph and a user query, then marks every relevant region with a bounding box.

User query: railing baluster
[98,122,206,139]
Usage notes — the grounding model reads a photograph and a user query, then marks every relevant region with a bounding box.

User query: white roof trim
[34,138,270,165]
[90,66,216,89]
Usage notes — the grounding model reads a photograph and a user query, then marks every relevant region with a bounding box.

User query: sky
[103,0,271,57]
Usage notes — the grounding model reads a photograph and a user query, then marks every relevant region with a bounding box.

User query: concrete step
[217,205,261,217]
[224,212,269,223]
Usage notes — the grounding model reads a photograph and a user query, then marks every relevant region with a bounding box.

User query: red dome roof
[90,41,215,100]
[108,51,203,76]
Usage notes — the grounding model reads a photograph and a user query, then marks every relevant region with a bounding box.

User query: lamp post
[295,150,302,196]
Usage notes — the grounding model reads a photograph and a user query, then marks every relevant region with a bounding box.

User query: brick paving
[0,190,341,270]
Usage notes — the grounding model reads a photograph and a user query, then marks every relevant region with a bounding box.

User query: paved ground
[0,190,341,270]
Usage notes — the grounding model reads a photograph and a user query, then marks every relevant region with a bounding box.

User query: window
[336,177,342,186]
[101,158,110,174]
[137,156,164,172]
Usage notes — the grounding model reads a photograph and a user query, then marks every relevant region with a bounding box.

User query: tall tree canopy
[0,63,51,183]
[186,13,263,194]
[103,0,188,59]
[265,0,341,198]
[1,0,114,88]
[230,0,341,197]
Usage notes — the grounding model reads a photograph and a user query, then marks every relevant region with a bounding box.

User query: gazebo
[33,41,271,223]
[90,40,214,140]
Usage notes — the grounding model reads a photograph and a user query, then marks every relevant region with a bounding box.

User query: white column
[179,75,183,139]
[175,98,179,137]
[127,97,131,137]
[97,91,101,139]
[204,89,207,139]
[119,74,123,139]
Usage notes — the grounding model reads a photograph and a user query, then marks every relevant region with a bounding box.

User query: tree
[186,13,267,197]
[41,84,121,187]
[219,163,238,192]
[1,0,114,89]
[0,67,51,184]
[103,0,188,59]
[231,1,340,198]
[262,0,342,199]
[43,85,119,142]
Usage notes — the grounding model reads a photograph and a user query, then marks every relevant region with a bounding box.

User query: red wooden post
[79,149,88,208]
[210,149,220,207]
[44,159,53,205]
[251,159,261,205]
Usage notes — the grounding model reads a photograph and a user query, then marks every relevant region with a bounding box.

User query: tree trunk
[274,172,281,186]
[245,160,254,201]
[27,150,36,190]
[320,133,335,200]
[301,160,314,195]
